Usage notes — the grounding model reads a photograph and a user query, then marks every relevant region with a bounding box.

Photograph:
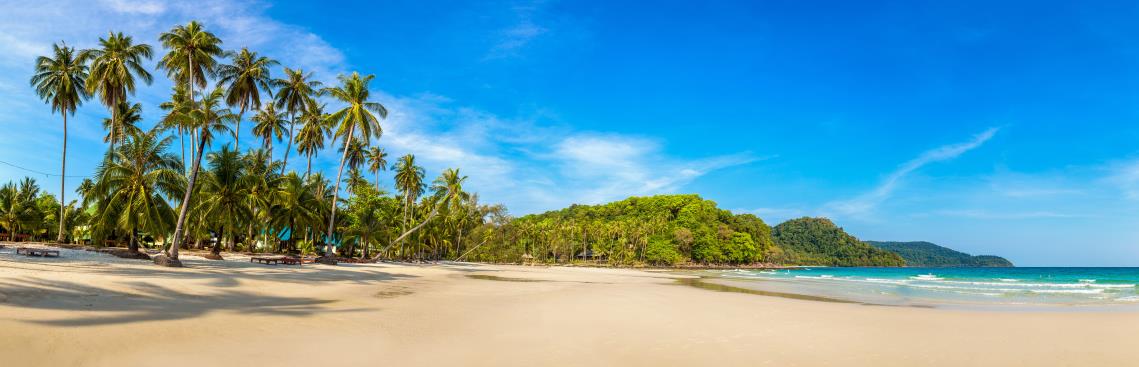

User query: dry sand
[1,243,1137,367]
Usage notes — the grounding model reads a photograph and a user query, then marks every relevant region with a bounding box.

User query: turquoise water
[707,267,1139,308]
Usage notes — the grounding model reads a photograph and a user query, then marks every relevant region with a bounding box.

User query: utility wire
[0,159,90,179]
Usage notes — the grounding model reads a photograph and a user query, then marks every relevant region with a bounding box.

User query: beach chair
[16,247,60,257]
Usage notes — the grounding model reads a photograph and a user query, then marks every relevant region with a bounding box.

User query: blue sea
[706,267,1139,309]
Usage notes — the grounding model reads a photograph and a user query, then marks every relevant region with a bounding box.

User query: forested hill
[866,241,1014,267]
[473,194,783,265]
[471,195,907,267]
[772,218,906,267]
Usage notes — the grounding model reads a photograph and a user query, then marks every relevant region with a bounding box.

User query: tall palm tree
[217,48,277,149]
[272,68,321,173]
[392,154,424,254]
[165,87,235,263]
[320,72,387,261]
[158,21,223,166]
[251,104,286,163]
[296,99,328,178]
[366,146,388,191]
[79,31,153,156]
[30,42,89,243]
[102,101,143,152]
[87,130,184,253]
[197,146,250,254]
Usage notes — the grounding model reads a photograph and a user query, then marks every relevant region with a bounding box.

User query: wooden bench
[251,256,301,266]
[16,247,60,257]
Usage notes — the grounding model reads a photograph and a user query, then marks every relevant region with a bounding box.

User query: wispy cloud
[485,0,549,59]
[826,127,999,217]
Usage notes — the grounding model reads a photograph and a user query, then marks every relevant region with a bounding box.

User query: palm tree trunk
[129,227,139,253]
[108,102,117,162]
[282,112,295,175]
[180,128,186,172]
[325,125,355,258]
[57,114,67,243]
[305,155,312,179]
[168,133,208,260]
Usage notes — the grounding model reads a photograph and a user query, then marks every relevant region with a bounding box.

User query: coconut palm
[30,42,89,243]
[158,21,223,165]
[87,129,184,253]
[241,148,283,252]
[392,154,424,254]
[217,48,277,149]
[166,87,235,263]
[102,101,144,152]
[79,31,153,156]
[320,72,387,259]
[157,85,193,169]
[296,99,328,178]
[197,146,250,254]
[271,172,320,253]
[251,103,287,164]
[366,146,388,191]
[0,181,38,237]
[272,68,321,173]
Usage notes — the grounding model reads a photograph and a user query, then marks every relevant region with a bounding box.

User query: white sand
[2,242,1138,366]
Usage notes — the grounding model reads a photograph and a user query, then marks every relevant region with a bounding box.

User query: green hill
[772,217,906,267]
[475,194,783,266]
[865,241,1013,267]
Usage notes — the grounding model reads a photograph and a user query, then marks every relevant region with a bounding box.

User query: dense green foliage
[469,195,781,266]
[866,241,1013,267]
[773,217,906,267]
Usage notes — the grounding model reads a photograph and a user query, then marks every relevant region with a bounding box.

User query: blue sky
[3,0,1139,265]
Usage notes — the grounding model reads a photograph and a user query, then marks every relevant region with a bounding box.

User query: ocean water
[706,267,1139,309]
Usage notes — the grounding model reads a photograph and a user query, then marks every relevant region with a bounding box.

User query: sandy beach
[1,244,1136,367]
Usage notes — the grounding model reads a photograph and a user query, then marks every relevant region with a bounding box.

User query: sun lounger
[251,256,301,266]
[16,247,60,257]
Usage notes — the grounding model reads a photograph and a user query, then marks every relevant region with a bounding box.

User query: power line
[0,159,90,179]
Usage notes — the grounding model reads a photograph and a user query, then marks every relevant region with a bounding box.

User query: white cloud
[826,127,999,217]
[485,0,549,59]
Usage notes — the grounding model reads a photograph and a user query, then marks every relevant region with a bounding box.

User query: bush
[645,237,683,266]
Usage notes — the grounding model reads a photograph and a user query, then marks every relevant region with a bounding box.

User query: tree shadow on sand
[0,277,375,327]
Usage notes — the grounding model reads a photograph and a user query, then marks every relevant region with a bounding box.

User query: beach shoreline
[3,244,1138,366]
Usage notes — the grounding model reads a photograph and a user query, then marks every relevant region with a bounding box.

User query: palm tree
[319,72,387,261]
[251,103,286,164]
[165,87,235,264]
[158,21,223,166]
[102,101,144,152]
[271,172,319,253]
[366,146,388,191]
[87,129,184,253]
[79,31,153,156]
[158,85,193,169]
[218,48,277,149]
[30,42,89,243]
[296,99,328,178]
[433,168,469,257]
[0,181,37,238]
[272,68,321,174]
[197,146,250,255]
[392,154,424,255]
[242,149,284,252]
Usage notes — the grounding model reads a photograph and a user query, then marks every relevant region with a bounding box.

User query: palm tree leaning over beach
[158,21,223,166]
[217,48,277,149]
[30,42,89,243]
[164,87,235,264]
[79,31,153,159]
[272,68,321,174]
[366,146,388,192]
[320,72,387,261]
[296,99,329,178]
[87,130,184,253]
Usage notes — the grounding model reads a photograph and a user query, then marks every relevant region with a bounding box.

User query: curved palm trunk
[169,133,208,260]
[57,114,67,243]
[282,112,295,175]
[325,125,355,258]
